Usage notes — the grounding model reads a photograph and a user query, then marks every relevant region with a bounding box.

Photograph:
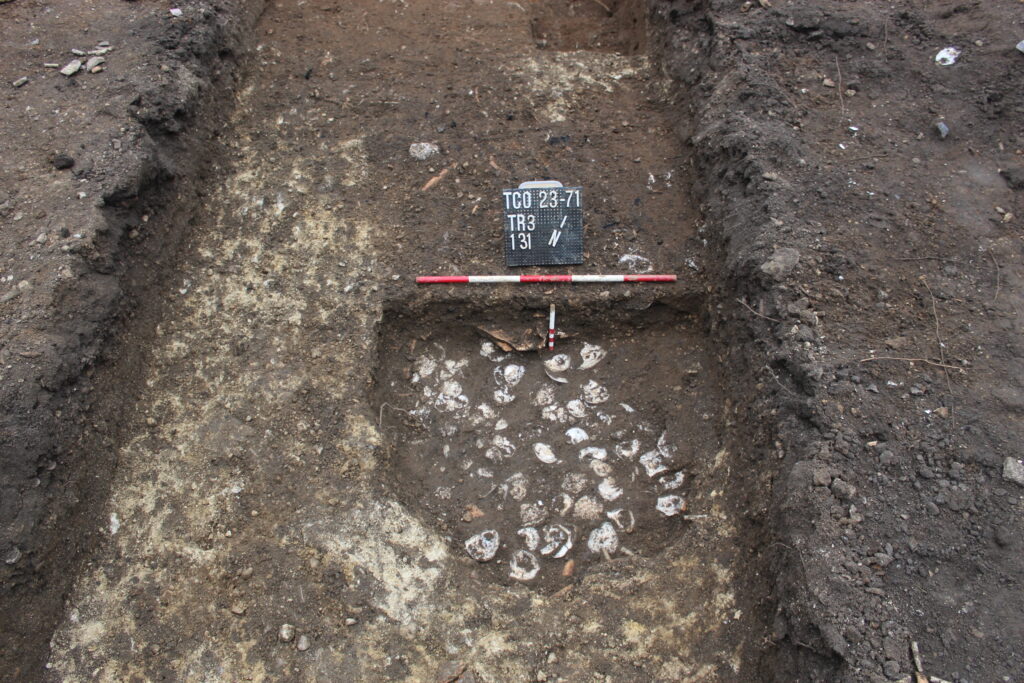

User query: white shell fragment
[656,495,686,517]
[539,525,573,558]
[620,403,635,413]
[579,343,607,370]
[485,435,515,461]
[506,472,528,500]
[541,404,567,422]
[414,355,437,379]
[518,527,540,551]
[607,508,635,533]
[574,495,603,520]
[562,472,589,495]
[598,478,623,502]
[935,46,961,66]
[640,450,668,477]
[520,502,547,525]
[659,471,686,490]
[493,388,515,405]
[589,460,613,477]
[587,522,619,555]
[581,380,609,405]
[479,341,505,361]
[501,364,525,387]
[534,385,555,406]
[614,439,640,459]
[509,550,540,581]
[465,530,500,561]
[557,493,573,516]
[566,399,587,418]
[566,427,589,444]
[579,446,607,461]
[544,354,571,373]
[533,443,558,464]
[545,371,569,384]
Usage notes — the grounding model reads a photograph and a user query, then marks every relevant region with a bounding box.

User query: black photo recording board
[502,186,583,267]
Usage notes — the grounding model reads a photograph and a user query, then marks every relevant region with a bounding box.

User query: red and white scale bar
[416,274,677,284]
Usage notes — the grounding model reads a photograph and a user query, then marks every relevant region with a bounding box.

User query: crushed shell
[656,495,686,517]
[579,343,607,370]
[544,353,571,373]
[533,442,558,464]
[587,522,619,554]
[465,530,500,562]
[509,550,540,581]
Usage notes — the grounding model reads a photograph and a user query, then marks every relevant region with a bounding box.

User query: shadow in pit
[530,0,646,54]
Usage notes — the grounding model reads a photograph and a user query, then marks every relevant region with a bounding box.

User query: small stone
[12,77,28,88]
[812,466,832,487]
[3,546,21,565]
[44,63,60,69]
[1017,39,1024,55]
[344,617,357,626]
[760,247,800,279]
[170,8,183,17]
[85,56,105,71]
[52,153,74,170]
[831,478,856,501]
[239,566,254,579]
[822,78,836,88]
[279,623,295,642]
[883,660,901,679]
[1002,457,1024,486]
[935,121,950,139]
[296,634,310,651]
[409,142,440,160]
[60,60,82,76]
[866,42,876,50]
[230,603,246,615]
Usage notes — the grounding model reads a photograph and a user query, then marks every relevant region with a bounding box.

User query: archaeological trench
[1,1,1022,681]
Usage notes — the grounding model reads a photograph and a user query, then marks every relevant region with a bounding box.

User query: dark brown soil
[0,0,1020,681]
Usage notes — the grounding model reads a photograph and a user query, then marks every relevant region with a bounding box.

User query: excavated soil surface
[0,0,1022,682]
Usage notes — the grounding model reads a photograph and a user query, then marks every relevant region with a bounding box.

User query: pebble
[279,623,295,642]
[831,478,857,501]
[935,121,950,139]
[883,660,901,679]
[1017,39,1024,55]
[85,56,105,71]
[3,546,21,565]
[1002,457,1024,486]
[296,634,310,651]
[12,77,28,88]
[230,603,246,615]
[759,247,800,278]
[344,617,357,626]
[60,60,82,76]
[409,142,440,160]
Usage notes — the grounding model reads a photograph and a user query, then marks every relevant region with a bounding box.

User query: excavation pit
[373,302,724,591]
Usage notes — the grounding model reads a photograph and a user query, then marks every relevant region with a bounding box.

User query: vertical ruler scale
[502,181,584,267]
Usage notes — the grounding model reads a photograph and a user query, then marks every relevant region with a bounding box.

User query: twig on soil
[921,277,956,424]
[587,0,613,15]
[378,402,412,427]
[848,152,889,162]
[421,163,455,192]
[988,249,1001,303]
[882,15,889,58]
[858,356,964,372]
[894,256,960,263]
[488,155,505,173]
[736,297,781,323]
[834,55,846,118]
